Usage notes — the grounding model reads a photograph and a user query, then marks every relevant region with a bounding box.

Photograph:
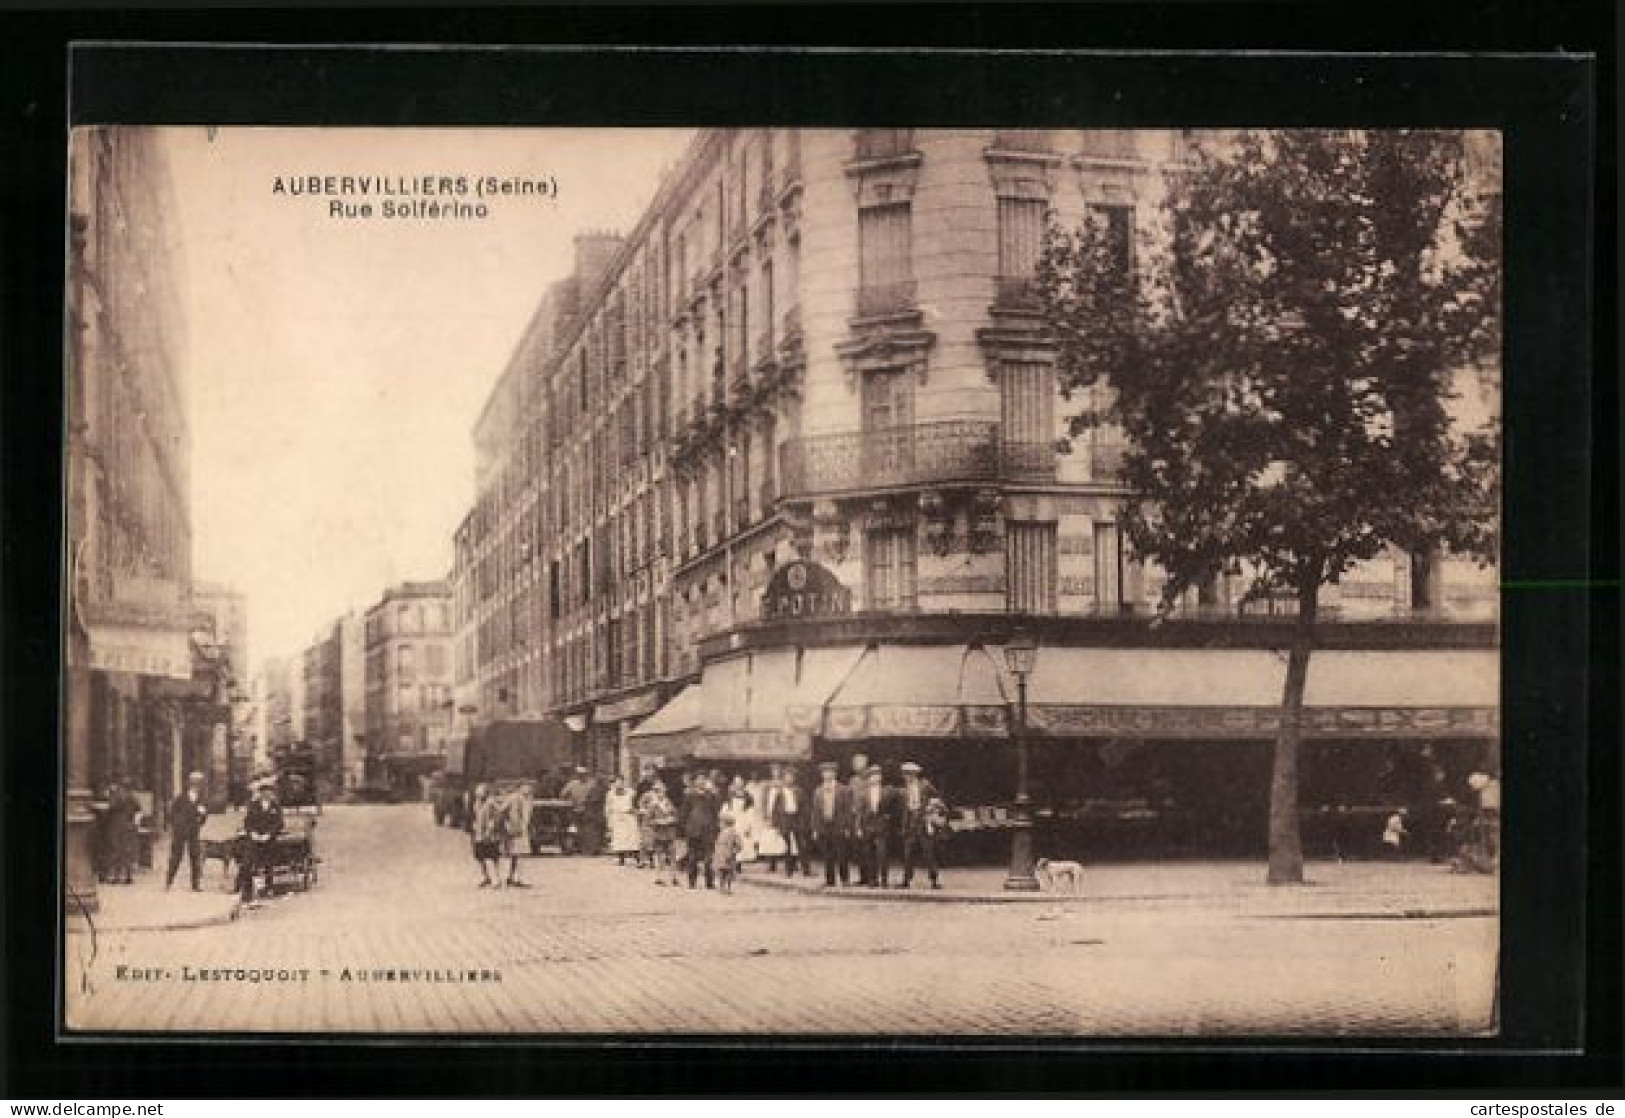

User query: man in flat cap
[899,761,946,890]
[854,764,900,889]
[165,771,210,891]
[809,760,855,887]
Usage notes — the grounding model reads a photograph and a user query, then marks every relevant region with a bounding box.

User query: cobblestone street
[65,805,1498,1036]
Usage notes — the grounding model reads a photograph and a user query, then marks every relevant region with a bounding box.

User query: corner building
[457,129,1499,859]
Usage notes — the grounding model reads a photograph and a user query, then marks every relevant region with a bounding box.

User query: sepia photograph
[61,123,1503,1037]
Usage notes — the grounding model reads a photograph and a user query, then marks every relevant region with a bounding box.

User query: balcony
[855,279,917,319]
[782,420,1000,496]
[1001,439,1057,481]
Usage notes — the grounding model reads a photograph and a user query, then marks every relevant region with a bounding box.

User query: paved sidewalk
[735,858,1499,918]
[67,870,241,934]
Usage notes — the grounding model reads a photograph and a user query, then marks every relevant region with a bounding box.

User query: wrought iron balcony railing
[855,279,917,318]
[782,420,1000,496]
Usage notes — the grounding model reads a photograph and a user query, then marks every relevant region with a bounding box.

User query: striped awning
[818,644,1012,741]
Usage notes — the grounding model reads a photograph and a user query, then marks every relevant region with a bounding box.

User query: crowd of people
[460,752,954,893]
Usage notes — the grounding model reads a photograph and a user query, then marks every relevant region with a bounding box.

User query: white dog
[1034,858,1085,894]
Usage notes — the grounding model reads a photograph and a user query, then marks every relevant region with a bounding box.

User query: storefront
[629,632,1498,863]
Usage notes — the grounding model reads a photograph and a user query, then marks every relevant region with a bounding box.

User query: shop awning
[819,644,1012,741]
[83,623,193,680]
[695,648,861,761]
[627,683,703,755]
[630,648,870,761]
[1013,646,1498,739]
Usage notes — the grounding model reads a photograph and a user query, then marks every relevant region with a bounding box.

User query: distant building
[340,613,367,791]
[190,581,250,804]
[301,619,345,800]
[259,655,294,757]
[364,581,454,796]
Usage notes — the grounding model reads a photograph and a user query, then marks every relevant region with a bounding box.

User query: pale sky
[162,127,695,672]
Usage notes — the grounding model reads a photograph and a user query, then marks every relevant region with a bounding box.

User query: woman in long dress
[605,774,642,866]
[754,767,789,871]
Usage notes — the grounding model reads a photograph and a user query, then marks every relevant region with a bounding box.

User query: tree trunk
[1266,578,1319,885]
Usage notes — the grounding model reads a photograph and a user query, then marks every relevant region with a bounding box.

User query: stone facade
[455,129,1499,780]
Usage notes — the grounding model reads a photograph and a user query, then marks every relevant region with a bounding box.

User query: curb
[66,901,242,935]
[735,872,1498,920]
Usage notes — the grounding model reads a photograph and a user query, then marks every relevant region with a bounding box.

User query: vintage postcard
[62,123,1502,1035]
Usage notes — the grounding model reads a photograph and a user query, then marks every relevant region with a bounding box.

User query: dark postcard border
[3,6,1617,1099]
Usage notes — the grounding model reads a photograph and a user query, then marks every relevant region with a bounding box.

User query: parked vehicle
[437,719,575,832]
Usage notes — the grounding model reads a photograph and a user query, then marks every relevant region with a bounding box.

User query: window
[397,644,415,681]
[425,644,447,677]
[1001,361,1056,477]
[1007,521,1058,615]
[997,196,1048,298]
[866,524,918,612]
[863,369,915,481]
[857,203,914,316]
[1094,521,1124,613]
[855,128,914,161]
[1090,204,1135,283]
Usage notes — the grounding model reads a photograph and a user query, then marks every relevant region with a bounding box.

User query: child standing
[713,810,744,894]
[646,782,680,886]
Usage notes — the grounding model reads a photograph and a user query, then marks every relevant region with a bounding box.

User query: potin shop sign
[761,560,852,620]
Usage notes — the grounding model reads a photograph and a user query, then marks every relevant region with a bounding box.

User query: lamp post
[1003,631,1040,891]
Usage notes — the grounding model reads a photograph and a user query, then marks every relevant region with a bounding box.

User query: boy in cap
[165,771,210,891]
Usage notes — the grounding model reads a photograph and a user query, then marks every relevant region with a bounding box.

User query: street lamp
[1003,631,1040,891]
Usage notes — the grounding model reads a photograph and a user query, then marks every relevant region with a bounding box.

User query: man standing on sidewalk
[898,761,945,891]
[855,764,899,889]
[810,761,853,887]
[164,772,210,892]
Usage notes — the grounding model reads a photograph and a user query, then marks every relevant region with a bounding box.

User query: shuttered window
[1000,361,1055,445]
[1007,521,1058,615]
[997,197,1048,281]
[858,203,913,314]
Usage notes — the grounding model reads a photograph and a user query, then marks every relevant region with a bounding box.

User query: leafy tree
[1037,130,1500,884]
